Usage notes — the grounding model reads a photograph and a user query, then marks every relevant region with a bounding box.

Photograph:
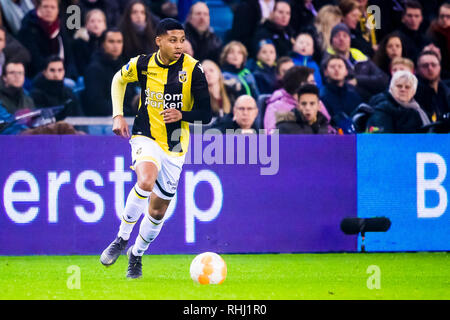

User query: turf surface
[0,253,448,300]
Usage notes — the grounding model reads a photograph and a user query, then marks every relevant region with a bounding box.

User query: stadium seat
[351,103,375,133]
[256,94,272,129]
[205,0,233,41]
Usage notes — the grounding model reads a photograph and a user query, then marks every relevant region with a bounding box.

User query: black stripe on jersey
[164,55,184,153]
[132,55,154,139]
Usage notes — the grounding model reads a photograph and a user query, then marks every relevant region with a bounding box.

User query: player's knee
[148,207,166,221]
[136,179,154,193]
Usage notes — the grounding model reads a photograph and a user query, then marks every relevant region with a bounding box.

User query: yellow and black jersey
[119,51,211,157]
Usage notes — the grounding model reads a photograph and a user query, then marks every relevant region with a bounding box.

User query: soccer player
[100,18,212,278]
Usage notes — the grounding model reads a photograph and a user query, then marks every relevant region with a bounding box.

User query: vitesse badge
[178,70,187,83]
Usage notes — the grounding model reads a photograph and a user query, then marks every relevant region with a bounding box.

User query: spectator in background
[17,0,77,79]
[83,28,135,116]
[0,0,35,36]
[427,2,450,80]
[0,102,28,134]
[339,0,374,58]
[415,50,450,122]
[276,84,331,134]
[230,0,275,53]
[183,38,194,56]
[145,0,178,20]
[73,9,107,77]
[396,0,431,63]
[372,32,407,75]
[320,55,363,122]
[252,39,278,95]
[211,95,259,134]
[30,56,82,120]
[220,41,260,105]
[324,23,389,101]
[264,65,313,134]
[314,4,342,52]
[79,0,122,27]
[356,0,378,52]
[202,59,232,118]
[0,26,32,77]
[390,56,415,75]
[290,32,323,88]
[289,0,318,36]
[253,0,293,58]
[184,1,222,63]
[119,0,158,61]
[275,56,294,82]
[366,70,430,133]
[0,60,34,114]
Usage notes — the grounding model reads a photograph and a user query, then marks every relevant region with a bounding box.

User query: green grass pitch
[0,252,448,300]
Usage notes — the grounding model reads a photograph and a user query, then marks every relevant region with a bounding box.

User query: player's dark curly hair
[155,18,184,36]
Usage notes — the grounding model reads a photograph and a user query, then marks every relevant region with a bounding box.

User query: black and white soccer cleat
[126,246,143,279]
[100,236,128,266]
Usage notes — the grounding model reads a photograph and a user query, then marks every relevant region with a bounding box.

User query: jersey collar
[155,50,182,68]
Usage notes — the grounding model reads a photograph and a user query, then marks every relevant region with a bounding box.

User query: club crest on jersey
[178,70,187,83]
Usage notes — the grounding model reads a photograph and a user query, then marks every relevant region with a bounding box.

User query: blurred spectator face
[0,29,5,53]
[272,2,291,28]
[2,63,25,88]
[183,39,194,56]
[402,8,423,31]
[306,73,316,85]
[277,60,294,78]
[203,60,221,86]
[391,78,415,103]
[325,58,348,82]
[385,36,402,59]
[331,31,351,54]
[130,3,147,28]
[103,31,124,59]
[37,0,59,24]
[417,54,441,82]
[293,33,314,56]
[189,2,210,34]
[343,8,362,30]
[225,44,245,69]
[233,96,258,130]
[43,61,65,81]
[86,10,107,37]
[391,63,413,75]
[257,43,276,66]
[297,93,319,125]
[438,5,450,28]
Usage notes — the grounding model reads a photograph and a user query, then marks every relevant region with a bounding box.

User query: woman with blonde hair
[219,40,260,105]
[314,5,343,52]
[202,59,231,118]
[73,9,107,76]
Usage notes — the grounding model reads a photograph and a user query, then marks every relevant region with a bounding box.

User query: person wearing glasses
[211,95,259,134]
[415,50,450,123]
[0,60,34,114]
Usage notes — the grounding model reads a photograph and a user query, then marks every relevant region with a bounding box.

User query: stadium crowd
[0,0,449,134]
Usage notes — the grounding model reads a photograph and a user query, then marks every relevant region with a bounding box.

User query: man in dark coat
[17,0,77,79]
[83,28,136,116]
[276,84,331,134]
[184,1,222,63]
[30,56,82,120]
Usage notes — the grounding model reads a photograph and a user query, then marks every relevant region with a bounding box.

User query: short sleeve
[120,56,140,83]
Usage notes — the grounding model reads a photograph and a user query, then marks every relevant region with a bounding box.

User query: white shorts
[130,136,185,200]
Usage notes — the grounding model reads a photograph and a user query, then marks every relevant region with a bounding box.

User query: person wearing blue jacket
[290,32,323,89]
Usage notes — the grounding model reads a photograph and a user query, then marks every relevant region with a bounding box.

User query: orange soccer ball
[190,252,227,285]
